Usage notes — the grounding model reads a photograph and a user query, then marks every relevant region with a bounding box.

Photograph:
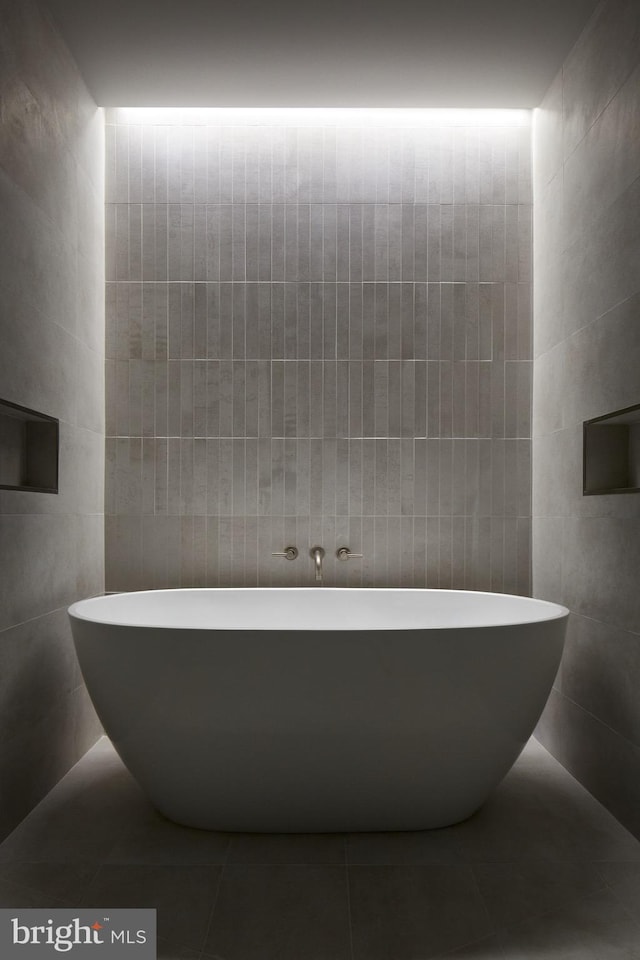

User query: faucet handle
[336,546,363,561]
[272,546,299,560]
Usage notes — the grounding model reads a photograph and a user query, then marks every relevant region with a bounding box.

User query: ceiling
[39,0,598,108]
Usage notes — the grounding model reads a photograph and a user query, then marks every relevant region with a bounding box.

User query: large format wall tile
[559,613,640,748]
[532,70,563,190]
[535,689,640,840]
[563,62,640,251]
[0,0,104,840]
[532,171,564,358]
[561,517,640,636]
[533,0,640,838]
[561,169,640,340]
[562,0,640,159]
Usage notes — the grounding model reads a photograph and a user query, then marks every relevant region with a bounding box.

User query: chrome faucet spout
[310,546,325,583]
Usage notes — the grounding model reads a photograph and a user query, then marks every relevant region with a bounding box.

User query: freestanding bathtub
[68,588,568,832]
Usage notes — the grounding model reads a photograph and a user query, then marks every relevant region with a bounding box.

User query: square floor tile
[472,860,607,928]
[0,877,71,908]
[0,861,101,903]
[79,865,222,951]
[156,937,201,959]
[597,861,640,924]
[347,828,463,865]
[435,934,507,958]
[107,807,231,865]
[205,864,351,960]
[497,887,640,959]
[349,865,493,959]
[453,745,640,863]
[0,741,147,863]
[226,832,345,864]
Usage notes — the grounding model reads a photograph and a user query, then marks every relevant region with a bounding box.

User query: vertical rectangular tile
[348,439,362,515]
[309,360,324,437]
[387,438,402,516]
[438,516,453,588]
[373,284,388,359]
[323,362,337,438]
[257,282,271,360]
[297,203,311,281]
[452,204,467,280]
[322,439,337,516]
[310,203,324,281]
[296,438,310,515]
[270,282,284,359]
[464,127,480,204]
[362,204,376,280]
[345,204,362,285]
[257,438,271,515]
[336,283,350,359]
[413,282,427,361]
[323,283,337,359]
[400,361,415,438]
[244,203,259,281]
[205,204,220,281]
[296,283,311,359]
[374,205,389,280]
[218,360,233,436]
[374,439,388,515]
[283,362,297,438]
[400,282,415,359]
[387,361,402,437]
[361,439,375,515]
[309,439,323,514]
[386,283,401,360]
[206,440,219,518]
[336,205,350,282]
[336,362,349,439]
[414,203,428,281]
[388,204,403,281]
[323,203,337,281]
[414,360,427,438]
[257,203,272,281]
[271,360,284,436]
[452,361,466,438]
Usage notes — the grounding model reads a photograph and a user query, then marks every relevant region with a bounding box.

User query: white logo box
[0,909,156,958]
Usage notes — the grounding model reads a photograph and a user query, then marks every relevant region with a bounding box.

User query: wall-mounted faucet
[271,546,298,560]
[310,546,325,583]
[336,546,363,561]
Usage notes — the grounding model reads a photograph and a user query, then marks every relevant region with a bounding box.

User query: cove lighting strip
[114,107,531,127]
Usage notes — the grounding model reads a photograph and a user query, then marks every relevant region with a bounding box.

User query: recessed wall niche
[0,398,59,493]
[583,403,640,495]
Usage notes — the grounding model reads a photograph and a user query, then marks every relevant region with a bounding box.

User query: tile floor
[0,737,639,959]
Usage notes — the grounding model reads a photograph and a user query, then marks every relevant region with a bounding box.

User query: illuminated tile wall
[105,109,532,590]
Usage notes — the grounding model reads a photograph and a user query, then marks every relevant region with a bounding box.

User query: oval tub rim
[68,587,570,632]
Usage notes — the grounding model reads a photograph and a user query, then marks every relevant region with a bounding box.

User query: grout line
[199,845,230,956]
[344,841,356,960]
[104,434,534,440]
[104,279,527,284]
[552,689,640,754]
[0,605,83,636]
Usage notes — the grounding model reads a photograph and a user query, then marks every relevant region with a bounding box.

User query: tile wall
[532,0,640,837]
[0,0,104,840]
[105,109,532,590]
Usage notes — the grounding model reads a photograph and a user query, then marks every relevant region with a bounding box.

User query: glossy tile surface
[1,737,639,960]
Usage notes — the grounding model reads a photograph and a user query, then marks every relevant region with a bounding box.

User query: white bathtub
[68,588,568,832]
